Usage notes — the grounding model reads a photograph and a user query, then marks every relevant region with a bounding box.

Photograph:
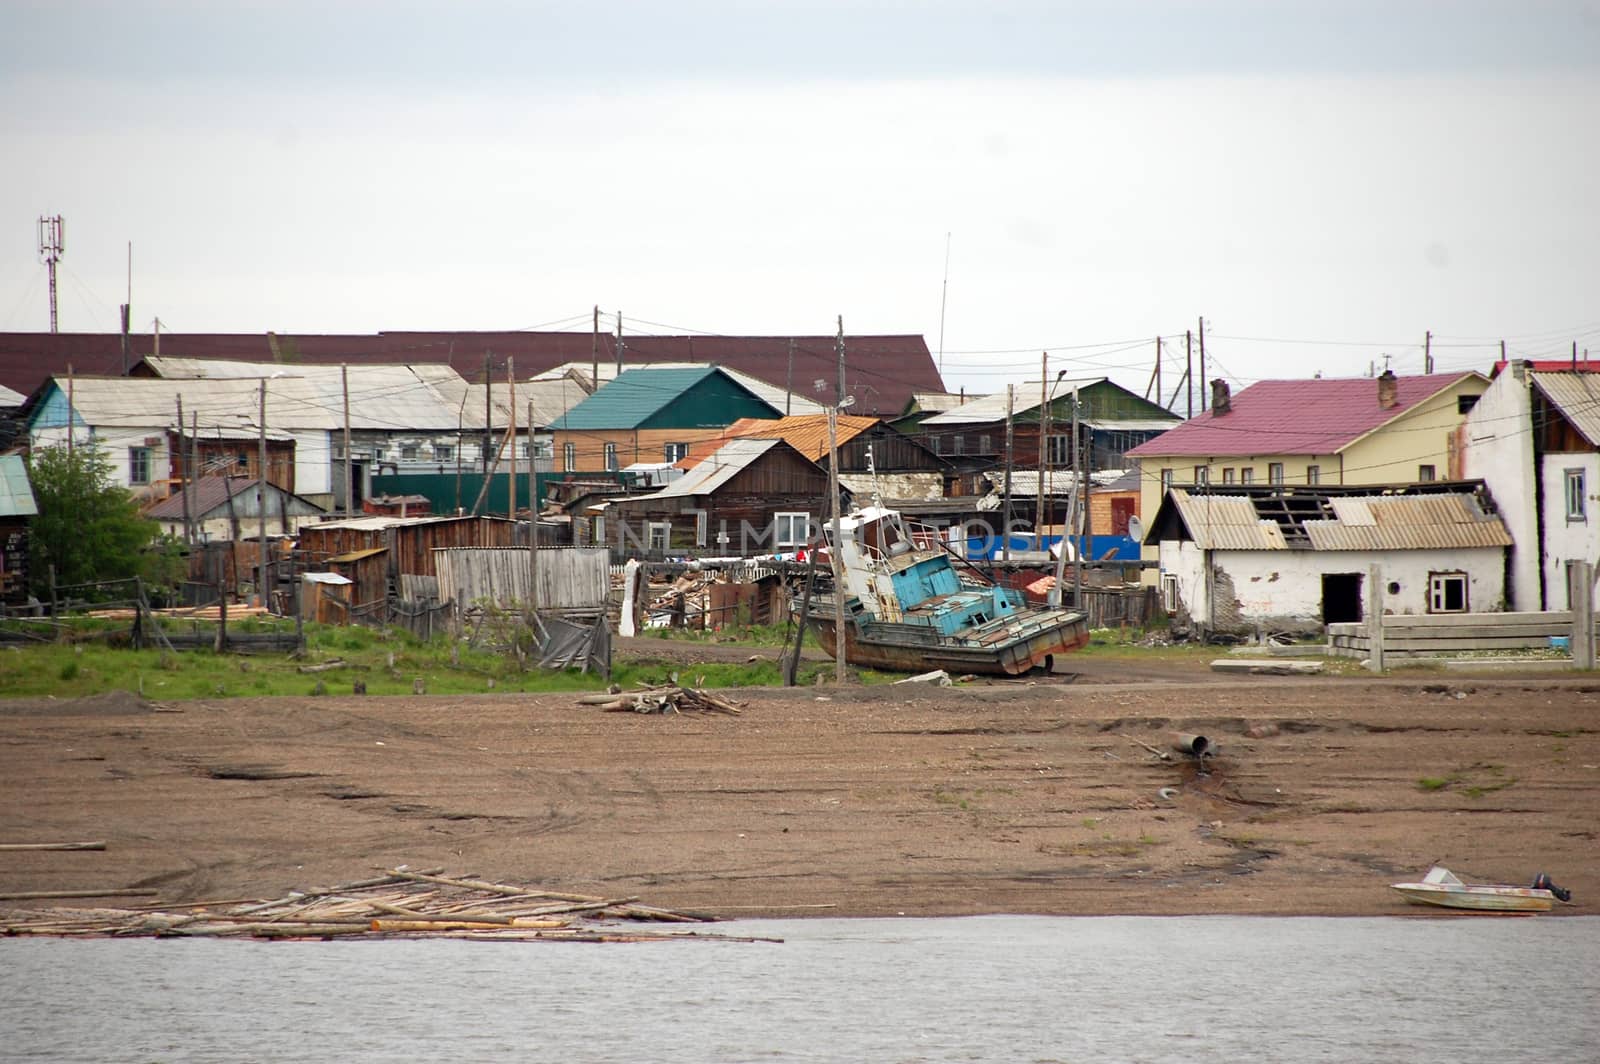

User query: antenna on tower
[37,215,64,333]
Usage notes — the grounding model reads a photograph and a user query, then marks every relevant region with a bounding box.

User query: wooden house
[297,514,517,614]
[601,438,830,557]
[0,455,38,605]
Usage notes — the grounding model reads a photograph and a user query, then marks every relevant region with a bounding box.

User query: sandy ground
[2,652,1597,919]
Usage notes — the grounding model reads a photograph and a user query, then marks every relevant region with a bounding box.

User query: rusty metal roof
[1531,371,1600,447]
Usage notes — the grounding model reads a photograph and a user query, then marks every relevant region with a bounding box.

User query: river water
[3,916,1596,1063]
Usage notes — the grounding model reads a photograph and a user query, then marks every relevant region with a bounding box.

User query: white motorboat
[1391,866,1558,913]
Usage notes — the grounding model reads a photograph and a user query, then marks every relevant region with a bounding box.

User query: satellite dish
[1127,515,1145,543]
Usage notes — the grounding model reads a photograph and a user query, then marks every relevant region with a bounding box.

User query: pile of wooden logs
[0,867,775,943]
[578,684,744,715]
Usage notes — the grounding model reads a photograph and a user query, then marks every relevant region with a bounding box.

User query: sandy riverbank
[2,666,1596,918]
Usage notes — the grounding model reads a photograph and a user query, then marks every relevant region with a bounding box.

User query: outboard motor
[1532,873,1572,902]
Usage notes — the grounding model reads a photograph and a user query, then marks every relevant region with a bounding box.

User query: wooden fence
[1328,611,1587,660]
[434,547,610,616]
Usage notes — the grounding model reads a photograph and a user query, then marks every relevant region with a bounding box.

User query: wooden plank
[1211,658,1324,675]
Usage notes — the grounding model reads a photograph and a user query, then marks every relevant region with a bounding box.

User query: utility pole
[829,316,848,685]
[615,313,623,377]
[342,364,353,515]
[1185,329,1194,418]
[1197,318,1207,412]
[508,357,517,520]
[1425,330,1433,374]
[528,398,539,627]
[482,352,493,473]
[1035,353,1049,546]
[1072,390,1083,605]
[177,396,191,546]
[1001,384,1015,563]
[786,338,795,416]
[153,317,162,358]
[258,378,270,610]
[190,410,200,544]
[120,241,131,374]
[836,317,846,405]
[591,305,600,388]
[38,215,63,333]
[66,364,74,457]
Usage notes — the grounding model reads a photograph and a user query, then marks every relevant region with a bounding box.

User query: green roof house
[551,366,783,473]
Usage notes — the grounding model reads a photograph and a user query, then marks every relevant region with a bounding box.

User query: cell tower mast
[38,215,65,333]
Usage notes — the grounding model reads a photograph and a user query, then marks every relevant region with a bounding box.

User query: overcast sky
[3,1,1597,400]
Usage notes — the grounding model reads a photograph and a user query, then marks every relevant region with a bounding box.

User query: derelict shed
[603,437,831,556]
[144,475,327,543]
[299,515,517,612]
[1144,483,1512,638]
[0,454,39,605]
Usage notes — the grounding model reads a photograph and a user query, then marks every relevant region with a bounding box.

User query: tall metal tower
[37,215,64,333]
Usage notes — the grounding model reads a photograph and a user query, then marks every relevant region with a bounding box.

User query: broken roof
[144,475,326,521]
[1127,373,1485,458]
[637,437,786,499]
[1145,483,1512,551]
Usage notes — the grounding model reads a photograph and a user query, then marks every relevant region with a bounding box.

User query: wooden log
[0,841,107,851]
[296,659,349,674]
[0,888,158,901]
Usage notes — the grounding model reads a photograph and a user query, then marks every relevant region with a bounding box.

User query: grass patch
[1416,763,1517,798]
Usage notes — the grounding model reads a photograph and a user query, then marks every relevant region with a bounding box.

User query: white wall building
[1460,362,1600,610]
[1145,486,1512,636]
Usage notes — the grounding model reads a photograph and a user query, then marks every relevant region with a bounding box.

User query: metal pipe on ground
[1171,734,1210,758]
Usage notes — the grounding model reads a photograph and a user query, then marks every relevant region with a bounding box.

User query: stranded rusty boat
[803,506,1089,676]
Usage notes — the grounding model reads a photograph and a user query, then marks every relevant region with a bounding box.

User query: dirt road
[2,667,1596,918]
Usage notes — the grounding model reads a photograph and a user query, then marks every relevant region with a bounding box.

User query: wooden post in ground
[1366,564,1385,673]
[1570,561,1594,670]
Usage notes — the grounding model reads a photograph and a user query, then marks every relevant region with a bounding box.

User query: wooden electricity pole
[258,378,270,609]
[1198,317,1207,412]
[829,317,848,684]
[176,395,191,546]
[508,357,517,519]
[1185,329,1194,418]
[1035,353,1049,546]
[342,364,353,515]
[1001,384,1015,562]
[528,398,539,625]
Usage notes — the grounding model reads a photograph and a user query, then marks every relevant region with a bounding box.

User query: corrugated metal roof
[1167,491,1288,550]
[711,414,876,463]
[1127,373,1485,458]
[1531,371,1600,447]
[637,438,782,499]
[553,366,729,429]
[995,469,1129,497]
[0,383,24,406]
[921,378,1108,425]
[906,392,972,414]
[0,331,943,416]
[142,358,495,431]
[0,455,38,517]
[838,471,944,501]
[1306,495,1513,550]
[540,361,827,417]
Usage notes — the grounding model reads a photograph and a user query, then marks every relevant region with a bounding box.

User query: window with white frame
[1240,467,1255,485]
[435,443,454,463]
[978,434,993,454]
[1048,434,1071,466]
[1193,465,1208,486]
[1222,468,1236,485]
[664,442,689,462]
[951,435,965,455]
[400,444,419,461]
[1160,468,1173,490]
[564,443,576,471]
[1160,572,1179,613]
[1268,462,1284,485]
[646,521,670,551]
[774,511,810,548]
[604,443,619,471]
[1428,571,1468,613]
[1566,468,1586,521]
[1418,464,1436,482]
[128,447,151,485]
[1306,464,1320,485]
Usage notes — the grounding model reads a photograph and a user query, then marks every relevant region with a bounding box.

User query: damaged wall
[1161,543,1508,634]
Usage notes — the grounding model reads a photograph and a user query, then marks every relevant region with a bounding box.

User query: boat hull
[805,609,1090,677]
[1390,883,1555,913]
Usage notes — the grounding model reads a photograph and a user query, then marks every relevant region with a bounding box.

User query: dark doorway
[1322,572,1363,624]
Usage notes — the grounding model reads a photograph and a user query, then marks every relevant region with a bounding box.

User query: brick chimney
[1377,369,1399,410]
[1210,378,1231,415]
